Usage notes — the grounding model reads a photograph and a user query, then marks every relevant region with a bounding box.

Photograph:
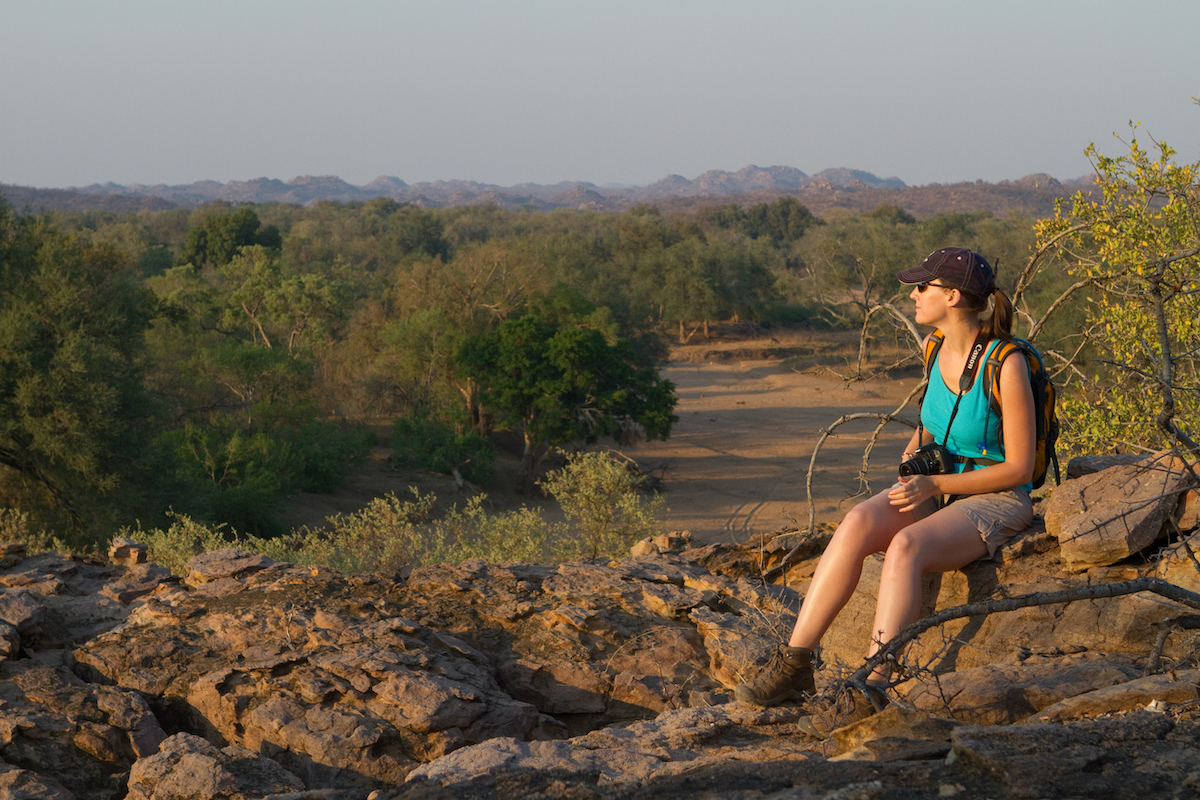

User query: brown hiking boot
[796,683,890,738]
[734,645,815,706]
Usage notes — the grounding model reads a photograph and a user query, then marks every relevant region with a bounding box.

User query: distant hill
[1,165,1093,218]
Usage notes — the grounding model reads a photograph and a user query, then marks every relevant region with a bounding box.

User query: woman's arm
[900,426,933,464]
[890,351,1036,511]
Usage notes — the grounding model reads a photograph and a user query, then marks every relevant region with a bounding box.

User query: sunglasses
[916,282,954,293]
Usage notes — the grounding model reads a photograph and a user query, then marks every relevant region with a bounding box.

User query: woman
[735,247,1036,726]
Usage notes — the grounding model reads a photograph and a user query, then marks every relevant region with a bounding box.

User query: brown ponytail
[961,287,1014,341]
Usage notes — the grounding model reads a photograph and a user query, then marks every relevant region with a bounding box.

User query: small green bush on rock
[540,450,666,560]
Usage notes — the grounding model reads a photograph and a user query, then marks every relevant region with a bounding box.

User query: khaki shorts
[913,489,1034,559]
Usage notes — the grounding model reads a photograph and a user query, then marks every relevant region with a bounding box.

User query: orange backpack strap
[916,330,945,440]
[983,340,1020,417]
[922,330,945,378]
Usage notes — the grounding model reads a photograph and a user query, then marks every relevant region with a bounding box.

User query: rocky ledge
[2,454,1200,799]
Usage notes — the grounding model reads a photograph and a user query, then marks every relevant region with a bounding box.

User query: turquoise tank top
[921,339,1030,491]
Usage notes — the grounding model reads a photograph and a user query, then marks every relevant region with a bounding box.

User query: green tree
[862,203,917,225]
[0,203,159,538]
[144,240,366,534]
[797,214,919,373]
[699,197,820,243]
[1035,118,1200,453]
[180,206,281,268]
[219,245,347,355]
[744,197,821,243]
[456,293,677,483]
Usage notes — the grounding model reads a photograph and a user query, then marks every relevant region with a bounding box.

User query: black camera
[899,444,957,477]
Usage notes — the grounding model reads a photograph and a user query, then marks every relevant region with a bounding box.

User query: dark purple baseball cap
[898,247,995,295]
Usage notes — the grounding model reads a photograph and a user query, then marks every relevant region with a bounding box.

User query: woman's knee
[830,498,900,556]
[882,528,924,567]
[840,494,894,532]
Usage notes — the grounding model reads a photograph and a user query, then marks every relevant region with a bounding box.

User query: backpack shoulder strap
[923,330,945,378]
[982,339,1021,414]
[916,330,946,441]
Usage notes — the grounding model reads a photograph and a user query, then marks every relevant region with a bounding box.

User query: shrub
[0,507,70,555]
[540,450,666,560]
[133,452,666,574]
[272,489,441,573]
[135,489,562,576]
[391,414,495,485]
[131,511,238,576]
[434,496,563,564]
[284,421,377,494]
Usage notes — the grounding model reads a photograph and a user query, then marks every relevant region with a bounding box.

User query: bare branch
[1027,276,1102,342]
[846,577,1200,691]
[1012,221,1093,310]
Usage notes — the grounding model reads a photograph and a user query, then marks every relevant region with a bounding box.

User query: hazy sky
[3,0,1197,190]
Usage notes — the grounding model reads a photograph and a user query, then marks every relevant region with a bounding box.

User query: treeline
[1,194,1060,545]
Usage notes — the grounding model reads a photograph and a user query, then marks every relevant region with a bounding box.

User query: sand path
[625,357,921,547]
[288,331,926,547]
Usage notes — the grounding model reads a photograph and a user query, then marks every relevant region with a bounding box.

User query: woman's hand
[888,475,937,513]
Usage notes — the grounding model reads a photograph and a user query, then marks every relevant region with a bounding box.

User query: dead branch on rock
[1147,614,1200,673]
[845,576,1200,693]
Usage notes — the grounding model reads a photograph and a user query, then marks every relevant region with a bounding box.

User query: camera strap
[919,330,991,450]
[940,331,991,447]
[914,330,991,509]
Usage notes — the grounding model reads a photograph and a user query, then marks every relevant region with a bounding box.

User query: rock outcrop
[1,455,1200,798]
[1045,454,1189,571]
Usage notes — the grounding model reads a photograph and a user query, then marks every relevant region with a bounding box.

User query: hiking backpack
[922,330,1061,490]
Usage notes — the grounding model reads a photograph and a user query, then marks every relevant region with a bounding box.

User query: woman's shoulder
[991,340,1032,392]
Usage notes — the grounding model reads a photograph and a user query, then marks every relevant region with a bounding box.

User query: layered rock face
[1,455,1200,799]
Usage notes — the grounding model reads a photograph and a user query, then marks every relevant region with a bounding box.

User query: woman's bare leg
[865,507,988,678]
[787,491,913,650]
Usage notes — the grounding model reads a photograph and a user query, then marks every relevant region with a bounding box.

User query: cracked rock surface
[1,479,1199,800]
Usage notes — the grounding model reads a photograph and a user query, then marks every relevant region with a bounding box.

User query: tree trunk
[519,431,548,488]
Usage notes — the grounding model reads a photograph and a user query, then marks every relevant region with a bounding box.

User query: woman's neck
[937,317,984,357]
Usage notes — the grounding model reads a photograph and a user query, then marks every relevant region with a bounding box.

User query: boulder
[1045,456,1191,571]
[828,705,959,760]
[406,705,813,788]
[0,590,43,638]
[1156,531,1200,592]
[0,664,166,800]
[947,713,1200,797]
[0,552,132,650]
[2,517,1200,799]
[107,537,147,567]
[183,547,276,588]
[1027,669,1200,722]
[904,655,1141,724]
[125,732,303,800]
[99,563,174,604]
[71,550,796,787]
[1064,453,1152,479]
[629,531,692,557]
[0,623,18,661]
[0,765,73,800]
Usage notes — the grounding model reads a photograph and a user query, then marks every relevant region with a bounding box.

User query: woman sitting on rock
[735,247,1036,731]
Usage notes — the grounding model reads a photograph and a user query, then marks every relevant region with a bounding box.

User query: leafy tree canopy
[0,202,160,536]
[862,203,918,225]
[1036,122,1200,453]
[456,288,677,482]
[179,207,281,268]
